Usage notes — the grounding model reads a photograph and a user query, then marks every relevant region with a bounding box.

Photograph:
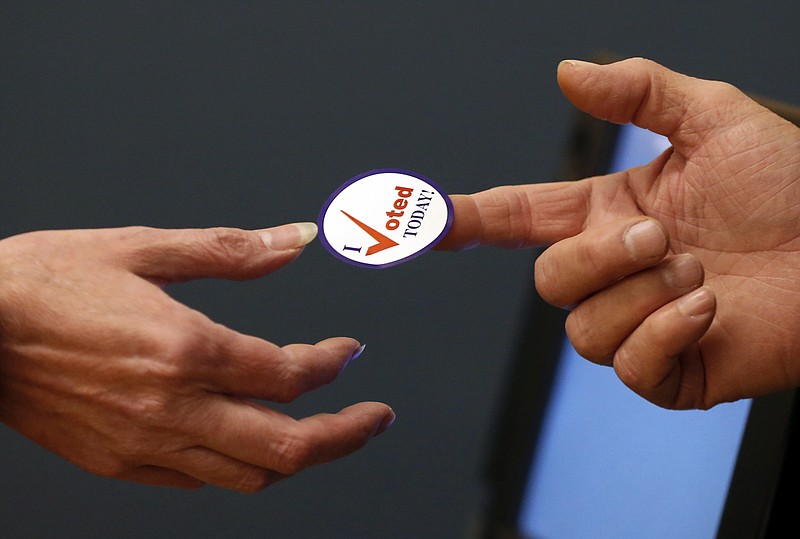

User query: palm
[613,103,800,403]
[444,59,800,407]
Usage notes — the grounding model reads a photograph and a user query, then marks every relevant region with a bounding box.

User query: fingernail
[623,220,667,261]
[663,254,703,291]
[375,409,396,435]
[677,286,715,317]
[340,343,366,374]
[259,222,318,250]
[351,343,366,361]
[559,59,598,70]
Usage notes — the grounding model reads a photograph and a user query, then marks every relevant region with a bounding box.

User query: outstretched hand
[440,58,800,409]
[0,224,394,491]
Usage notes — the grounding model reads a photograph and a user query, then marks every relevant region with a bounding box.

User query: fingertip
[316,336,362,354]
[375,407,396,436]
[662,253,704,292]
[313,337,364,371]
[350,343,367,361]
[558,58,598,73]
[556,57,655,125]
[622,218,669,263]
[557,58,603,96]
[258,222,318,251]
[612,286,715,409]
[339,342,366,373]
[435,194,482,251]
[676,286,716,318]
[339,402,395,436]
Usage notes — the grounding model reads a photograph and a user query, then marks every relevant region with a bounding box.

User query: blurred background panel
[1,2,798,538]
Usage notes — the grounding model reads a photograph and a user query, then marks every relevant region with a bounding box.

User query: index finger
[436,181,591,251]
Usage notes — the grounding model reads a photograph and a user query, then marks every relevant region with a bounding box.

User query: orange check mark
[340,210,399,255]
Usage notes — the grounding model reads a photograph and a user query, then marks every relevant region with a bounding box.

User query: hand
[440,58,800,410]
[0,224,394,492]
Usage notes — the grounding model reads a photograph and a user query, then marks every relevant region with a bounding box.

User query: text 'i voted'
[318,169,453,268]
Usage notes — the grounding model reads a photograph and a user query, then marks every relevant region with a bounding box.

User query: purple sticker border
[317,168,454,269]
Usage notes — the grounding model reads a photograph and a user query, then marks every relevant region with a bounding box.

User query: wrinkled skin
[0,224,394,491]
[441,58,800,409]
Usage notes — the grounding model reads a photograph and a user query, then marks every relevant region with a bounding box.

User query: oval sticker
[318,169,453,269]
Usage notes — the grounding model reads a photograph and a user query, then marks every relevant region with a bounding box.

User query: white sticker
[318,169,453,268]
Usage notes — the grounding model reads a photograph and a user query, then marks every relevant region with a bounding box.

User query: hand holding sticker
[318,169,453,268]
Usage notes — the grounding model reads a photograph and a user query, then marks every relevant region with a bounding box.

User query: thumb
[124,222,318,283]
[556,57,755,143]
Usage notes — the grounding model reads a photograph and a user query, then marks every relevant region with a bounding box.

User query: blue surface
[518,344,750,539]
[517,124,752,539]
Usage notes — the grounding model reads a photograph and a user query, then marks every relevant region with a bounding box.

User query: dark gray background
[2,2,798,538]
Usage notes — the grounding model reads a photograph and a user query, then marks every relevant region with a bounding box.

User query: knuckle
[120,394,176,429]
[205,228,257,263]
[564,311,590,355]
[152,318,215,373]
[270,359,309,403]
[625,56,655,68]
[92,376,180,433]
[614,344,674,405]
[491,188,535,248]
[614,346,647,393]
[166,328,206,367]
[703,79,743,104]
[565,310,613,364]
[272,434,315,475]
[117,226,165,260]
[535,235,611,307]
[577,238,612,280]
[534,253,571,307]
